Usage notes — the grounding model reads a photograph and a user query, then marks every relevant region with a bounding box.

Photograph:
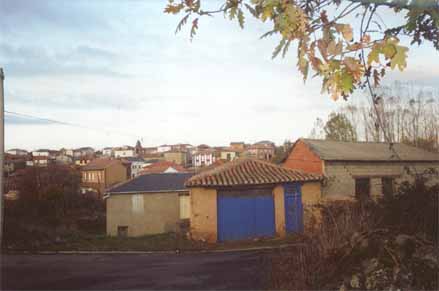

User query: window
[382,177,394,198]
[355,178,370,201]
[117,226,128,237]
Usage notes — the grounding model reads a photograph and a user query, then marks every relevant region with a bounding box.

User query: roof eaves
[106,189,190,195]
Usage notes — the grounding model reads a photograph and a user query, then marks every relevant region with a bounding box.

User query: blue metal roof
[107,173,193,194]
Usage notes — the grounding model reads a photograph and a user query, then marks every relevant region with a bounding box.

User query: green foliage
[324,112,358,142]
[164,0,439,100]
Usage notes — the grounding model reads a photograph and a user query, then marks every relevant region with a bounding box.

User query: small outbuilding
[185,159,322,242]
[282,139,439,201]
[105,173,193,237]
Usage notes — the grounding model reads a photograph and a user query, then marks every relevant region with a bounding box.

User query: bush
[268,175,438,290]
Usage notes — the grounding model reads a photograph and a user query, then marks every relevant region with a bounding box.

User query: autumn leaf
[343,57,363,80]
[368,44,381,65]
[237,9,245,29]
[341,71,354,95]
[190,18,199,40]
[164,3,185,14]
[373,69,381,86]
[335,24,353,42]
[390,45,408,71]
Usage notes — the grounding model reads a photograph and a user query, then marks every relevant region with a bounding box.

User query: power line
[5,110,142,139]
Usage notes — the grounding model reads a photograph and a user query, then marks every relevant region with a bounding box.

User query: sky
[1,0,438,151]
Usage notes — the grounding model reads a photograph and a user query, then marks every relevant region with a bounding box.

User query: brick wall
[283,140,323,174]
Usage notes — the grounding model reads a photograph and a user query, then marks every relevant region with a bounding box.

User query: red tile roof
[185,158,322,187]
[140,161,187,174]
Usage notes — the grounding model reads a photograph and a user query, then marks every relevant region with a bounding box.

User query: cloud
[5,114,56,125]
[6,91,147,111]
[0,43,128,78]
[0,0,109,36]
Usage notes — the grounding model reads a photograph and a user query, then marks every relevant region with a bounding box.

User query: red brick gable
[282,139,323,174]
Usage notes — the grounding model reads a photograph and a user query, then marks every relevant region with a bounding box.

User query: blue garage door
[217,189,275,242]
[284,183,304,233]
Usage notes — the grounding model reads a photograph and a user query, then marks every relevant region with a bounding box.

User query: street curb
[3,242,306,255]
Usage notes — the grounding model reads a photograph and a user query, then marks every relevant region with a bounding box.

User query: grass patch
[4,231,304,253]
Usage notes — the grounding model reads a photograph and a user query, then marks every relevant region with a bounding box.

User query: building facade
[80,159,127,198]
[105,173,194,237]
[163,151,187,166]
[246,141,275,161]
[192,150,218,167]
[185,159,322,242]
[283,139,439,201]
[114,146,135,158]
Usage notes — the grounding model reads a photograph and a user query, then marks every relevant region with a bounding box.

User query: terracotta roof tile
[185,158,322,187]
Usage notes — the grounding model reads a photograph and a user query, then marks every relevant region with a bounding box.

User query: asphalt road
[1,250,273,290]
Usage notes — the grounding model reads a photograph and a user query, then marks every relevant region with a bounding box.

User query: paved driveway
[1,250,273,290]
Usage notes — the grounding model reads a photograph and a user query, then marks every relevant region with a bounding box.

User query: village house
[192,149,219,167]
[6,148,28,156]
[157,144,172,153]
[73,147,95,158]
[219,147,242,161]
[163,150,188,166]
[282,139,439,201]
[80,158,127,198]
[140,161,187,175]
[142,147,158,155]
[174,144,193,151]
[245,141,276,161]
[185,158,322,242]
[229,142,246,151]
[4,154,27,175]
[122,157,150,178]
[29,149,58,167]
[55,153,73,165]
[114,146,135,158]
[105,173,194,237]
[74,156,93,166]
[102,147,113,157]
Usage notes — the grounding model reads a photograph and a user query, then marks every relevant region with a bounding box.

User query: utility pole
[0,68,4,249]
